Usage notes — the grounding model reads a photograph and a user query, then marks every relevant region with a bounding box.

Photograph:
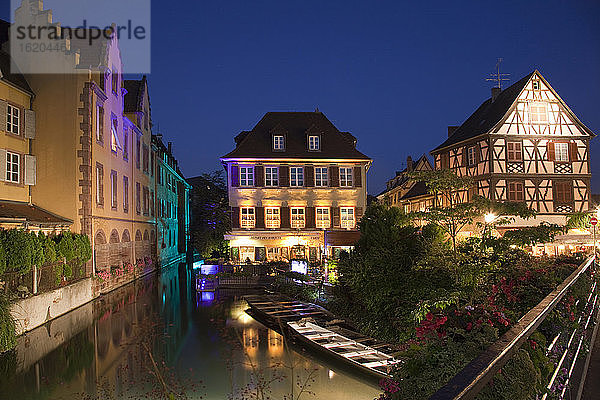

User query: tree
[409,170,476,252]
[188,170,230,258]
[566,211,592,231]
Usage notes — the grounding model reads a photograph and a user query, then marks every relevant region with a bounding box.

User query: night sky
[4,1,600,194]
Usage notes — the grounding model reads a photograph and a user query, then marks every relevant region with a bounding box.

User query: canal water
[0,263,381,399]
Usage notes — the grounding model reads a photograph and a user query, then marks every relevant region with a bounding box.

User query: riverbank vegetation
[325,171,591,399]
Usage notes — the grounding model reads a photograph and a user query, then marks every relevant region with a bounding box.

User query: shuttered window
[265,207,280,228]
[554,181,573,204]
[340,207,355,229]
[554,142,569,162]
[265,166,278,186]
[6,151,19,183]
[136,182,141,214]
[291,207,305,228]
[123,176,129,213]
[507,181,524,202]
[339,167,353,187]
[110,170,118,209]
[96,106,104,143]
[241,207,255,228]
[290,167,304,187]
[315,167,328,187]
[96,163,104,206]
[316,207,330,229]
[467,146,476,166]
[240,166,254,186]
[506,141,522,161]
[6,104,20,135]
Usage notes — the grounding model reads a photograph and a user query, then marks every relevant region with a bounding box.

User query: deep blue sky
[5,1,600,194]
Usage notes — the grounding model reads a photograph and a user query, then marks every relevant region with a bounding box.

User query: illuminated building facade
[430,70,594,229]
[221,112,371,262]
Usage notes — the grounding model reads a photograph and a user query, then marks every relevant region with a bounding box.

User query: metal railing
[429,255,598,400]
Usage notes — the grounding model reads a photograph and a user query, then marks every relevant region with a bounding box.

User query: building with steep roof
[221,111,372,262]
[376,155,434,213]
[431,70,595,228]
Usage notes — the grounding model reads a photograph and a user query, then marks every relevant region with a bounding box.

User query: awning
[0,200,72,226]
[325,230,361,247]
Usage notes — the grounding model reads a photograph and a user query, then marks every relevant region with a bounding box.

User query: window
[339,167,353,187]
[273,135,285,150]
[315,167,328,187]
[96,163,103,206]
[123,176,129,213]
[136,182,141,214]
[506,141,522,162]
[554,142,569,162]
[136,135,141,169]
[150,190,155,216]
[340,207,355,229]
[532,81,540,90]
[6,104,20,135]
[111,66,119,94]
[110,119,120,153]
[241,207,255,228]
[265,166,279,187]
[110,170,117,209]
[143,186,149,215]
[529,102,548,123]
[265,207,280,229]
[142,144,149,173]
[150,153,154,177]
[96,106,104,143]
[467,146,476,166]
[5,151,19,183]
[507,181,524,202]
[554,181,573,204]
[316,207,330,229]
[404,204,411,214]
[290,167,304,187]
[240,166,254,186]
[290,207,305,228]
[123,127,128,161]
[440,153,450,169]
[308,135,320,151]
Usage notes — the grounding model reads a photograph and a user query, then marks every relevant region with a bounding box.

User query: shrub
[0,295,16,353]
[2,230,33,274]
[0,242,6,275]
[39,232,58,264]
[74,234,92,265]
[54,264,64,286]
[57,232,76,262]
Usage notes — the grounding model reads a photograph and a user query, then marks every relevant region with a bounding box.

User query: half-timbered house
[377,155,434,213]
[431,70,595,227]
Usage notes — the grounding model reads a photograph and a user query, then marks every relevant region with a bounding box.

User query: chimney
[406,156,414,172]
[168,141,172,154]
[448,126,459,137]
[491,87,502,102]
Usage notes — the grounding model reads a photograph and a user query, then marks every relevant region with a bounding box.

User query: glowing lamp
[484,213,496,224]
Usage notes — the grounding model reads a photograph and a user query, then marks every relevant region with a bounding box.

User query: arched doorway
[121,230,132,264]
[109,229,120,266]
[143,229,150,259]
[95,230,108,270]
[135,230,143,263]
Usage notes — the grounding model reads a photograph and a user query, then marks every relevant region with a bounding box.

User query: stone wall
[10,277,95,335]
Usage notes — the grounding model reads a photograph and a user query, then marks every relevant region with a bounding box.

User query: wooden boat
[287,320,402,379]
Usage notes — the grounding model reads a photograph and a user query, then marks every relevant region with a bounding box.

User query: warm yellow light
[596,207,600,219]
[484,213,497,224]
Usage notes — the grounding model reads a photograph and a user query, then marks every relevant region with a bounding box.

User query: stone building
[8,2,156,274]
[221,111,372,262]
[152,134,191,265]
[0,49,71,232]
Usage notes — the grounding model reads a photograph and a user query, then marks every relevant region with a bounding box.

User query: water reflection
[0,263,380,399]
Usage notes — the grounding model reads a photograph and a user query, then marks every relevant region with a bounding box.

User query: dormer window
[308,135,320,151]
[273,135,285,151]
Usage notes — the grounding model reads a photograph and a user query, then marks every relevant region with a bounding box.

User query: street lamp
[484,213,497,224]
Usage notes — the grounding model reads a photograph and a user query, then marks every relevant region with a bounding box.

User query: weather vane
[486,58,511,89]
